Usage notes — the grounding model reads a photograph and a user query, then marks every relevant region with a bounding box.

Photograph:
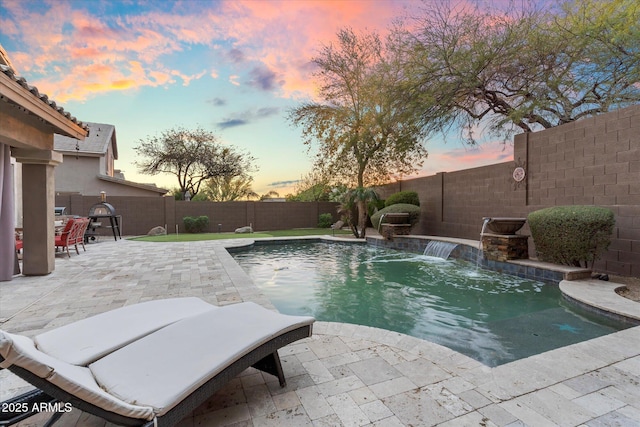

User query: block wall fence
[56,105,639,277]
[54,195,341,237]
[376,104,640,277]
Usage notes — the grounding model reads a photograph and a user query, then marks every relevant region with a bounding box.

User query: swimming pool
[232,241,629,366]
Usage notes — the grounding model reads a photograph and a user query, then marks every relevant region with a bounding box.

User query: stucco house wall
[55,155,100,194]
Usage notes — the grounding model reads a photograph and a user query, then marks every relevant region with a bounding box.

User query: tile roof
[55,122,117,158]
[0,64,88,133]
[0,44,16,71]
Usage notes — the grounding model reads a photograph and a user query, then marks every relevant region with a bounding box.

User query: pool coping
[560,279,640,325]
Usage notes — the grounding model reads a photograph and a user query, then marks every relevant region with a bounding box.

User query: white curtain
[0,143,16,280]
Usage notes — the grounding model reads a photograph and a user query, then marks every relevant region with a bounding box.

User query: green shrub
[528,206,615,268]
[370,203,421,230]
[183,215,210,233]
[371,198,386,212]
[385,191,420,207]
[318,213,333,228]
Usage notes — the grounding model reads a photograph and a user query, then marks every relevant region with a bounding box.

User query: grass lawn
[129,228,352,242]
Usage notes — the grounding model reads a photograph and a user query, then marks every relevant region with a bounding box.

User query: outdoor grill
[87,202,121,241]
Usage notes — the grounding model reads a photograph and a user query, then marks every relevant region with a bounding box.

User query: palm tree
[335,187,379,238]
[259,191,280,201]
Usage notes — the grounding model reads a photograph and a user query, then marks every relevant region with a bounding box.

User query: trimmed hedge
[183,215,210,233]
[370,203,421,230]
[528,206,615,268]
[384,191,420,207]
[318,213,333,228]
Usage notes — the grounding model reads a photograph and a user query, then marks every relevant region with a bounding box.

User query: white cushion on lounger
[90,302,314,415]
[35,297,216,365]
[0,331,155,421]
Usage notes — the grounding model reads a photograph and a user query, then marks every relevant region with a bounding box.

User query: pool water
[232,242,629,366]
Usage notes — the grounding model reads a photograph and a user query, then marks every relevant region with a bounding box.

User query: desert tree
[287,170,332,202]
[289,28,427,237]
[134,126,256,199]
[200,174,258,201]
[394,0,640,142]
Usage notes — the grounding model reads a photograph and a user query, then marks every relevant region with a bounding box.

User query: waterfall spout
[377,213,386,233]
[423,241,459,259]
[478,217,491,267]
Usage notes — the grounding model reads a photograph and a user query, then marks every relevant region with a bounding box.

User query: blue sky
[0,0,516,195]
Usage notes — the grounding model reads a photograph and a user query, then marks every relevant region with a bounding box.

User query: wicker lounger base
[0,325,311,427]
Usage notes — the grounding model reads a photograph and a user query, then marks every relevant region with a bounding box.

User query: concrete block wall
[524,105,640,207]
[174,201,339,232]
[376,162,526,239]
[253,202,338,231]
[57,194,167,236]
[523,104,640,276]
[377,105,640,277]
[56,194,340,236]
[175,201,250,233]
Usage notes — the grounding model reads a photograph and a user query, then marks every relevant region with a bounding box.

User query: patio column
[12,148,62,276]
[0,144,15,281]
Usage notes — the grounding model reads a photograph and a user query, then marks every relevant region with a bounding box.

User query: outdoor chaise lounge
[0,298,315,427]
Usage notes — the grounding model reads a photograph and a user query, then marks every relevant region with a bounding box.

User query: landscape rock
[147,226,167,236]
[235,226,253,234]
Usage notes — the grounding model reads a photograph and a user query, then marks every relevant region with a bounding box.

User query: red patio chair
[72,217,90,253]
[15,230,23,252]
[54,218,79,257]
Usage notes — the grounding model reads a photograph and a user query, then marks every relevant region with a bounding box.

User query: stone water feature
[481,217,529,261]
[378,213,412,240]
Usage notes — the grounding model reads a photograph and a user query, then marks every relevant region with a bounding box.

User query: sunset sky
[0,0,518,196]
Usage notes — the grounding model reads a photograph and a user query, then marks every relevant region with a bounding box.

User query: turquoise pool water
[232,242,629,366]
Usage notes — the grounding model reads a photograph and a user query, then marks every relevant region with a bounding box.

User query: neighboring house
[54,122,167,197]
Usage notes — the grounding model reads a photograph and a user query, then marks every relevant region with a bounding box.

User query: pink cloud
[417,140,515,178]
[71,47,103,59]
[220,0,409,97]
[0,0,415,102]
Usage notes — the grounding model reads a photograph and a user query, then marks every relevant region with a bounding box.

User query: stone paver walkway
[1,238,639,426]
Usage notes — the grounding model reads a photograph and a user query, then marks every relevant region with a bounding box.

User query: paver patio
[1,238,639,426]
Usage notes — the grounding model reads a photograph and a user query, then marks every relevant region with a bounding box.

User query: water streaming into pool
[423,240,458,258]
[232,241,629,366]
